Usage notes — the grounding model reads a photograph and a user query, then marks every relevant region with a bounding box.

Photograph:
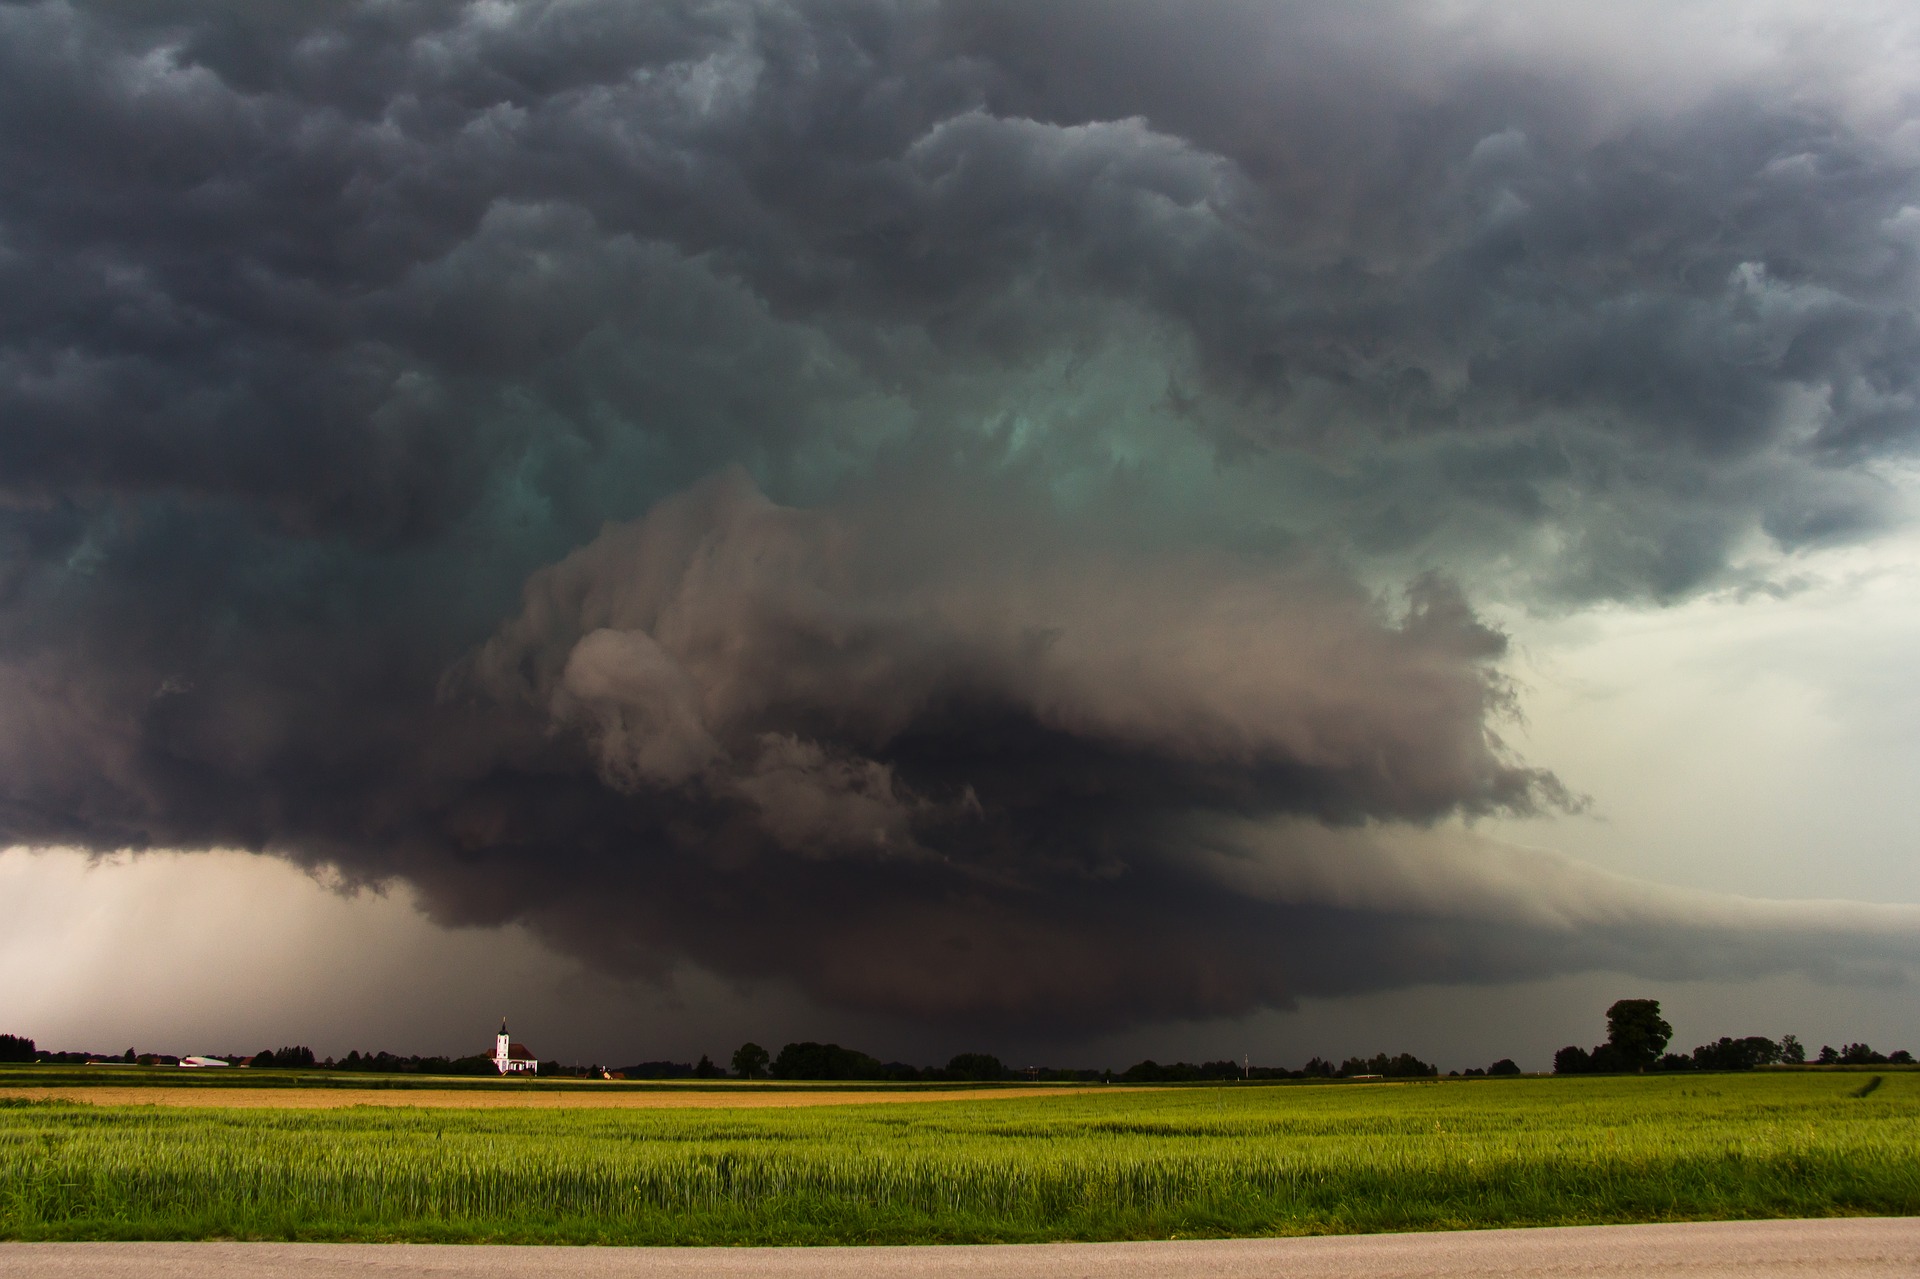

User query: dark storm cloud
[2,0,1919,1030]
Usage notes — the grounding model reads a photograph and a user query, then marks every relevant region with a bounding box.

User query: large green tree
[946,1053,1005,1081]
[770,1042,888,1081]
[1605,999,1673,1070]
[730,1042,770,1080]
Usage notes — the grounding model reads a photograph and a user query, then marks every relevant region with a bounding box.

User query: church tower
[492,1017,536,1074]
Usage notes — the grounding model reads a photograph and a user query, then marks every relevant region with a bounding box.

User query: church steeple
[493,1017,535,1076]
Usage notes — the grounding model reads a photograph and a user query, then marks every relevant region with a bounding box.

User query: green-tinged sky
[1,0,1918,1068]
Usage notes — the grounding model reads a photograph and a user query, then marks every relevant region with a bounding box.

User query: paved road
[4,1219,1917,1278]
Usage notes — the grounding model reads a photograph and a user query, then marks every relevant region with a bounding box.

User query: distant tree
[731,1043,770,1079]
[946,1053,1005,1082]
[1779,1034,1805,1064]
[1487,1059,1521,1076]
[616,1061,696,1079]
[1604,999,1672,1071]
[1891,1050,1915,1065]
[1114,1059,1225,1082]
[771,1042,887,1081]
[254,1045,316,1070]
[694,1054,724,1079]
[123,1048,136,1063]
[1839,1043,1888,1066]
[0,1034,34,1063]
[1690,1036,1780,1072]
[1553,1045,1593,1075]
[1654,1053,1694,1072]
[1301,1056,1335,1078]
[1333,1052,1437,1079]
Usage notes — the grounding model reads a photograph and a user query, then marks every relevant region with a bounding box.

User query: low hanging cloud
[1,0,1919,1033]
[462,469,1554,842]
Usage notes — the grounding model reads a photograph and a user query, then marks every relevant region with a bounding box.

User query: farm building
[494,1020,537,1075]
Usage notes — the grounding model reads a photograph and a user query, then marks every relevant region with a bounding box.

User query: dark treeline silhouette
[1555,1000,1915,1074]
[1337,1052,1440,1079]
[2,1041,191,1066]
[0,1029,1590,1082]
[772,1042,920,1081]
[1815,1043,1915,1066]
[1123,1059,1256,1082]
[11,1000,1911,1078]
[946,1053,1007,1082]
[712,1044,1458,1083]
[334,1049,500,1076]
[251,1045,316,1069]
[1115,1052,1446,1082]
[609,1056,727,1079]
[1457,1059,1523,1078]
[615,1061,695,1078]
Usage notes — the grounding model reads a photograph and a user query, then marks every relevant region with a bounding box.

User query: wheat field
[2,1071,1915,1244]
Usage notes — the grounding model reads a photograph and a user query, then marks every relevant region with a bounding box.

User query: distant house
[495,1020,537,1075]
[180,1056,230,1068]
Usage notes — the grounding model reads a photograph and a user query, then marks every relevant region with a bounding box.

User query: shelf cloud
[2,0,1918,1034]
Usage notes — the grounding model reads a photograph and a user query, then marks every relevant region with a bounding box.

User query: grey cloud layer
[2,0,1917,1031]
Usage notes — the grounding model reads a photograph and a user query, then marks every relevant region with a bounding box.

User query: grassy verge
[2,1072,1914,1244]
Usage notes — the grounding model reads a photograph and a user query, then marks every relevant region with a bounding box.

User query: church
[494,1019,538,1075]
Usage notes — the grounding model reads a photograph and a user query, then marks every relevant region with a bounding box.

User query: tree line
[0,1034,1475,1080]
[1553,1000,1914,1074]
[6,1001,1911,1078]
[706,1042,1472,1082]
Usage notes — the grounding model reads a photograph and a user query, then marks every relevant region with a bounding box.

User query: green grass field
[2,1071,1915,1244]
